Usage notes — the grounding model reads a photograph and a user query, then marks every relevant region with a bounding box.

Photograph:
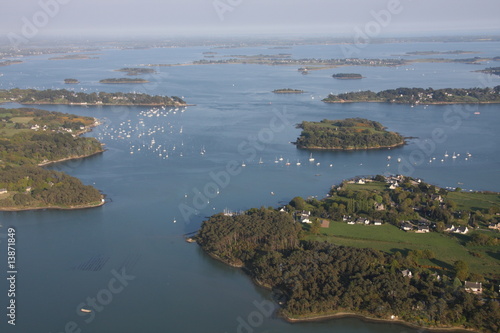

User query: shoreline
[0,198,106,212]
[323,100,500,105]
[6,102,192,107]
[282,311,477,333]
[37,149,105,167]
[199,245,478,333]
[296,141,406,151]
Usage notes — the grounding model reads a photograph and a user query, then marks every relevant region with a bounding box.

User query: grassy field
[307,222,500,278]
[448,191,500,212]
[344,181,387,192]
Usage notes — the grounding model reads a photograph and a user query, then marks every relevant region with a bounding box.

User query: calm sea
[0,41,499,333]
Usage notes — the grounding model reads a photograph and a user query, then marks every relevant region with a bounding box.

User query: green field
[448,191,500,211]
[344,181,387,192]
[307,222,500,278]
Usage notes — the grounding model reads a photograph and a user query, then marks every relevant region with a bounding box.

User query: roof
[464,281,482,289]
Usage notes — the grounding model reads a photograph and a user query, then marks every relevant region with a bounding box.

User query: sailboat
[296,160,301,166]
[258,158,264,164]
[241,161,246,167]
[309,153,315,162]
[285,159,291,166]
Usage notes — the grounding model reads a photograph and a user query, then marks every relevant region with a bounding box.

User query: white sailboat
[309,153,315,162]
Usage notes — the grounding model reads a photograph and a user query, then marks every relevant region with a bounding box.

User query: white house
[401,269,413,278]
[464,281,482,294]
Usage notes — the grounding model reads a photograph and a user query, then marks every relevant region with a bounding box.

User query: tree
[290,196,306,210]
[453,260,469,281]
[310,219,321,235]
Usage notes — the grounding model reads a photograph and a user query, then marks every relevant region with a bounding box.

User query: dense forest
[196,207,500,332]
[0,88,186,106]
[332,73,363,79]
[295,118,404,150]
[0,166,102,208]
[0,108,104,209]
[323,86,500,104]
[0,131,103,166]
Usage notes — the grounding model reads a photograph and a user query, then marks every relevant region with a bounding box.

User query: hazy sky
[1,0,500,41]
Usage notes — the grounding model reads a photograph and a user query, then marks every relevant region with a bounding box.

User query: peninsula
[475,67,500,77]
[0,88,187,106]
[295,118,405,150]
[196,175,500,332]
[0,107,105,211]
[323,86,500,104]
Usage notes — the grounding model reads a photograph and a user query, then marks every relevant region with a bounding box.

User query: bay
[0,41,499,333]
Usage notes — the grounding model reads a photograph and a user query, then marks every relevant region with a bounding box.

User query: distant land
[142,54,499,72]
[0,89,187,106]
[295,118,405,150]
[475,67,500,77]
[49,54,99,60]
[0,60,22,67]
[405,50,479,56]
[332,73,363,79]
[115,67,156,76]
[323,86,500,104]
[100,78,149,84]
[272,88,305,94]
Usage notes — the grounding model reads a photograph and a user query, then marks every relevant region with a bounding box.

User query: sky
[1,0,500,42]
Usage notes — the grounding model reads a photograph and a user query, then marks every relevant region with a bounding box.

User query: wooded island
[295,118,405,150]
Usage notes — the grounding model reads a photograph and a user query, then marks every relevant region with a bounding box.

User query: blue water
[0,41,499,333]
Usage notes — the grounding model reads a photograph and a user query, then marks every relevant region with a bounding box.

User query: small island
[272,88,305,94]
[323,86,500,104]
[332,73,363,79]
[0,88,187,106]
[100,78,149,84]
[115,67,156,76]
[64,78,80,84]
[0,107,105,211]
[295,118,405,150]
[195,175,500,332]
